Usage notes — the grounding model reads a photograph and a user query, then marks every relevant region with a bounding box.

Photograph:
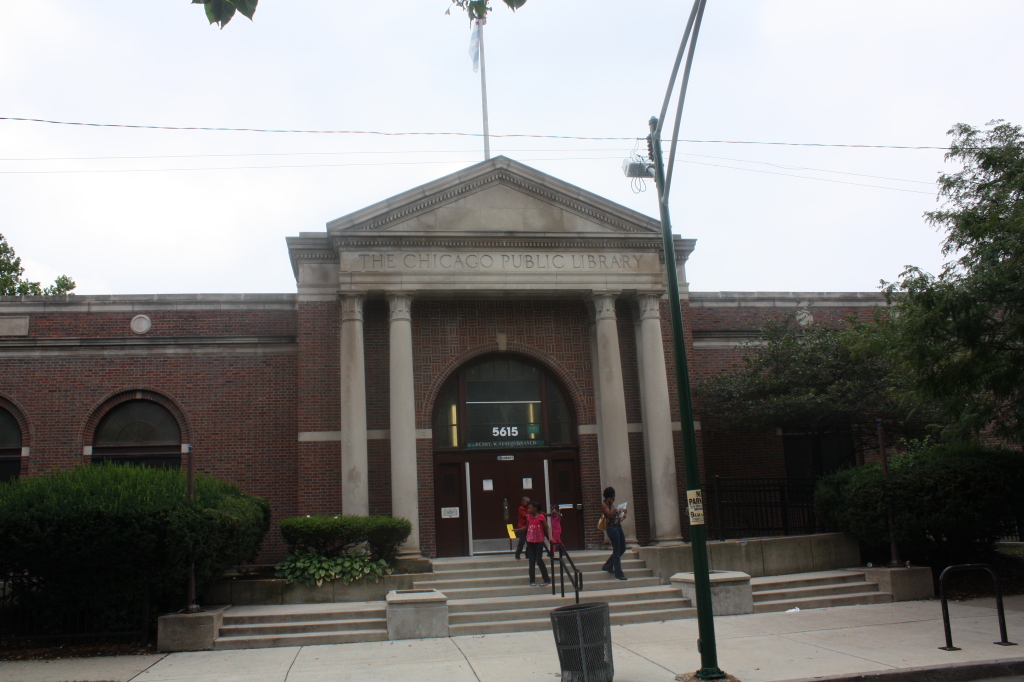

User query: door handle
[503,498,509,521]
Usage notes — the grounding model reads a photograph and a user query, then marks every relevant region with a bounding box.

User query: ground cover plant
[275,514,411,587]
[0,463,271,640]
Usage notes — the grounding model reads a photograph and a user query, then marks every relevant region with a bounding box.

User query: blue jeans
[601,523,626,579]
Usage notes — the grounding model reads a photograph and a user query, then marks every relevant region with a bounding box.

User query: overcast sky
[1,1,1021,296]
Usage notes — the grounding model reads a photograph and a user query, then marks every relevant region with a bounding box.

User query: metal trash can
[549,602,614,682]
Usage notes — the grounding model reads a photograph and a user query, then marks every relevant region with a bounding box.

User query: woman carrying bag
[599,486,628,580]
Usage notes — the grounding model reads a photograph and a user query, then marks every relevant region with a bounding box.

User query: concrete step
[436,576,661,600]
[753,581,881,603]
[220,617,387,637]
[447,585,684,613]
[213,628,389,650]
[420,560,649,581]
[449,606,696,637]
[751,570,865,592]
[754,590,892,613]
[450,597,690,624]
[222,603,385,626]
[432,551,638,573]
[420,568,653,591]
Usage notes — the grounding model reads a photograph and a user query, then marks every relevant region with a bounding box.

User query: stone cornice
[689,291,888,308]
[0,335,297,358]
[0,294,297,314]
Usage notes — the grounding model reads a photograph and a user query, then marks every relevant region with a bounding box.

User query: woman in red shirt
[522,501,550,586]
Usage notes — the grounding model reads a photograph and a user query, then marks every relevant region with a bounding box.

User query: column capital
[637,293,663,321]
[387,293,413,322]
[340,294,365,322]
[589,292,619,321]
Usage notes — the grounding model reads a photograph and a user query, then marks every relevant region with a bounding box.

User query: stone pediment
[325,156,661,235]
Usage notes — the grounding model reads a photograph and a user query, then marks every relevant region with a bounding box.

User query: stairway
[750,569,892,613]
[213,601,388,650]
[421,549,695,636]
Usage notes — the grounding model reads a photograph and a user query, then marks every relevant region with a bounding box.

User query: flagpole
[478,18,491,160]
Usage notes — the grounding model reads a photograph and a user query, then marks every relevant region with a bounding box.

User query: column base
[648,537,685,546]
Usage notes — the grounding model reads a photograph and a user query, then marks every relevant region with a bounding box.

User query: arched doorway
[432,355,583,557]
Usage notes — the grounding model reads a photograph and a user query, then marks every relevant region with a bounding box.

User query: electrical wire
[0,116,952,150]
[0,153,936,194]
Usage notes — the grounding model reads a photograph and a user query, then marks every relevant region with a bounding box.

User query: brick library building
[0,157,882,561]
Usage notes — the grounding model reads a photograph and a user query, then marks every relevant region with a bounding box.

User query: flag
[468,19,482,73]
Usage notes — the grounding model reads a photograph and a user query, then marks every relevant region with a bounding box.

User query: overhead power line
[0,116,951,150]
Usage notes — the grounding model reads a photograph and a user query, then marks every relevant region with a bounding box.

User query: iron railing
[549,543,583,604]
[701,476,818,540]
[0,576,149,646]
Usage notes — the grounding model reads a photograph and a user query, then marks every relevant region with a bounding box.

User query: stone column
[388,294,420,555]
[340,294,369,515]
[590,293,637,544]
[636,293,683,544]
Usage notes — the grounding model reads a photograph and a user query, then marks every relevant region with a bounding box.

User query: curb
[779,658,1024,682]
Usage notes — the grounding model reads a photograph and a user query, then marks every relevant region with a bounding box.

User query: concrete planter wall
[203,573,417,606]
[637,532,861,583]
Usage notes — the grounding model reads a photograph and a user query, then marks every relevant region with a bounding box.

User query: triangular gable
[326,156,661,235]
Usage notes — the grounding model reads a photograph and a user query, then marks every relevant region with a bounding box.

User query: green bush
[0,463,271,616]
[815,442,1024,565]
[365,515,412,565]
[279,515,369,557]
[274,550,390,587]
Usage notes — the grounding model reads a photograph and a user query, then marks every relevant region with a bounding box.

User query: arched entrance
[432,355,583,557]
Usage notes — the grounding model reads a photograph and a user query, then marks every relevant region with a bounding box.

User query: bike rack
[938,563,1017,651]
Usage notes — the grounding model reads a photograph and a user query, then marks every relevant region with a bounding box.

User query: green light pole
[647,116,725,680]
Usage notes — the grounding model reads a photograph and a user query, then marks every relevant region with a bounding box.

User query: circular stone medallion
[130,314,152,335]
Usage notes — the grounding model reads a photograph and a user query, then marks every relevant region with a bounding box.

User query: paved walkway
[2,596,1023,682]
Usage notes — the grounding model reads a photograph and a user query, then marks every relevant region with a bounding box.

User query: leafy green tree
[448,0,527,20]
[192,0,257,29]
[0,233,76,296]
[884,121,1024,444]
[695,314,942,473]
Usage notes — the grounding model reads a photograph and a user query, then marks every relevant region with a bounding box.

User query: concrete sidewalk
[2,596,1023,682]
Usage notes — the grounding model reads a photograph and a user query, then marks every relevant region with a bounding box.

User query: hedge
[279,514,411,564]
[0,463,271,616]
[814,442,1024,565]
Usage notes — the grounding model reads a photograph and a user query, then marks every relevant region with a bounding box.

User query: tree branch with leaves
[0,234,76,296]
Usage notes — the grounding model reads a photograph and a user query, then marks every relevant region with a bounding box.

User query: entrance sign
[441,507,461,518]
[468,439,546,449]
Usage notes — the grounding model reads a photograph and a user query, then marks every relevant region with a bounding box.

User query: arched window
[0,407,22,482]
[93,400,182,468]
[433,356,575,450]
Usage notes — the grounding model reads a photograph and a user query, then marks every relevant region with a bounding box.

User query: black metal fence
[701,476,819,540]
[0,577,149,646]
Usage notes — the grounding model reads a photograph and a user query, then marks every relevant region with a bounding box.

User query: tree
[192,0,257,29]
[447,0,527,20]
[695,314,942,475]
[0,233,76,296]
[884,120,1024,445]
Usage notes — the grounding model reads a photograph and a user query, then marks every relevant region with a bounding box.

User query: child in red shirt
[514,496,529,560]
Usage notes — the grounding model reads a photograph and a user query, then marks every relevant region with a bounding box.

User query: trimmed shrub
[365,515,413,565]
[815,442,1024,565]
[279,515,369,557]
[0,463,271,618]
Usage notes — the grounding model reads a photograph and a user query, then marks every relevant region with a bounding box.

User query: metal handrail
[548,542,583,604]
[938,563,1017,651]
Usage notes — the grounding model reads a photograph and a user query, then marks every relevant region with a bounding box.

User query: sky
[0,1,1021,296]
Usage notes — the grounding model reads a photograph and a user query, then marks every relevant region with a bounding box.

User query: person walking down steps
[514,495,530,560]
[523,501,550,587]
[600,486,628,580]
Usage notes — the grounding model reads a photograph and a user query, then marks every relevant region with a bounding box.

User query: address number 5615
[492,426,519,437]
